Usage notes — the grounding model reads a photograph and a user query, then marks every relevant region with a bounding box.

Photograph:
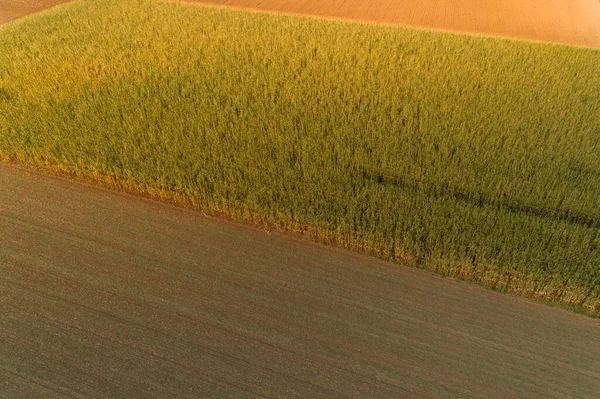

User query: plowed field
[4,163,600,398]
[192,0,600,48]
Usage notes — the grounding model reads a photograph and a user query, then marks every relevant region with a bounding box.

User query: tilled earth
[2,164,600,398]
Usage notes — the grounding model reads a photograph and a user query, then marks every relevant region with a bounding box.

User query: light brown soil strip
[3,163,600,398]
[185,0,600,49]
[0,0,73,24]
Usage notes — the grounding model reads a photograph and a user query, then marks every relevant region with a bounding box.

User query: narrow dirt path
[3,163,600,398]
[187,0,600,48]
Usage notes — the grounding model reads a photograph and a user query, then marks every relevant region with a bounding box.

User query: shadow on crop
[360,167,599,229]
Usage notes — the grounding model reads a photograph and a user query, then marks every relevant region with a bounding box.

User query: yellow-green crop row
[1,0,599,313]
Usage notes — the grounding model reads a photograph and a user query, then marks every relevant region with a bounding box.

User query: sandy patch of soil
[192,0,600,48]
[0,0,72,24]
[4,0,599,48]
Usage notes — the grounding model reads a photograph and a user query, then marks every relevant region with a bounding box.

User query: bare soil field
[192,0,600,48]
[3,163,600,397]
[3,0,599,48]
[0,0,72,23]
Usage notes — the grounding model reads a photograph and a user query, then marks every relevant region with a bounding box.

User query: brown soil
[0,0,72,24]
[3,163,600,398]
[189,0,600,48]
[3,0,598,48]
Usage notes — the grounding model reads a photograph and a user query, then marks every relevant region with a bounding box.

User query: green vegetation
[1,0,599,313]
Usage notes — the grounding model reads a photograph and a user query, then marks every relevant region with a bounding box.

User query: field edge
[176,0,600,50]
[3,155,597,318]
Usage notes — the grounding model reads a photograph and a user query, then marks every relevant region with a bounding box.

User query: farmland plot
[0,0,72,23]
[193,0,600,48]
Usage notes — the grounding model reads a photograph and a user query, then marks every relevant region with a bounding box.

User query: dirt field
[3,1,599,48]
[0,0,73,23]
[3,164,600,398]
[191,0,600,48]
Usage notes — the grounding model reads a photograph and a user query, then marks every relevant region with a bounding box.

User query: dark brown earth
[3,163,600,398]
[0,0,72,24]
